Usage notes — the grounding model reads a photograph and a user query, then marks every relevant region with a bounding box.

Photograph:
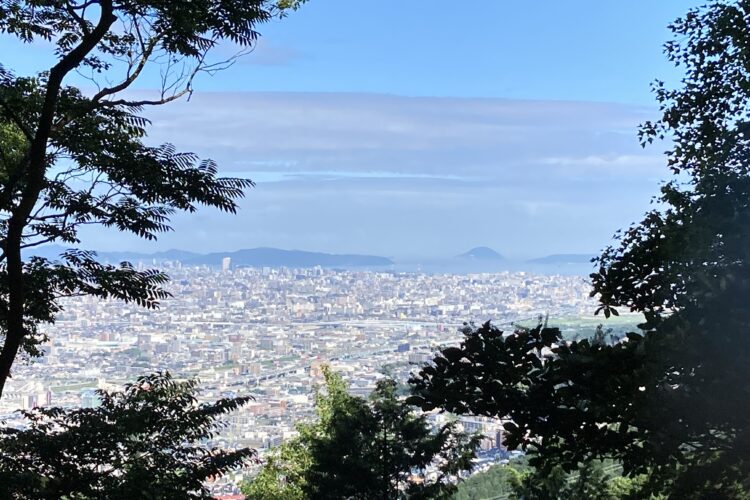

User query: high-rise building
[37,389,52,407]
[222,257,231,272]
[21,393,38,410]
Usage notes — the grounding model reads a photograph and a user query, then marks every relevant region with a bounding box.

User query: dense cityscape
[1,262,601,493]
[0,0,743,497]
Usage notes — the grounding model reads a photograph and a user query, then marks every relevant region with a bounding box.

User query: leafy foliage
[411,2,750,498]
[451,459,526,500]
[244,367,479,500]
[453,458,655,500]
[409,323,653,475]
[518,461,667,500]
[0,0,306,396]
[0,371,256,499]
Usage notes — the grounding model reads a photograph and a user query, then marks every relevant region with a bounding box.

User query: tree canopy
[0,0,305,397]
[409,1,750,498]
[0,372,255,499]
[244,367,479,500]
[452,458,655,500]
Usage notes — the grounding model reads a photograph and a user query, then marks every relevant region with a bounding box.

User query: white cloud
[86,92,669,257]
[143,92,657,179]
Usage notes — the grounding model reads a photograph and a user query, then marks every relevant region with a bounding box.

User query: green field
[51,381,97,392]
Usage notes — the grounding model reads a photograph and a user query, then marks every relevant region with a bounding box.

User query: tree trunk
[0,2,116,398]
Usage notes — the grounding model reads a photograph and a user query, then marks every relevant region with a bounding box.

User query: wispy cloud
[87,92,670,258]
[540,154,663,168]
[144,92,658,179]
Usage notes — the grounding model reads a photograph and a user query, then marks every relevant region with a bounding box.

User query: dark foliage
[0,372,256,499]
[410,323,655,477]
[453,458,647,500]
[410,2,750,498]
[244,367,479,500]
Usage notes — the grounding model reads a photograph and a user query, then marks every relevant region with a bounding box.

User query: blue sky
[1,1,702,259]
[197,0,693,103]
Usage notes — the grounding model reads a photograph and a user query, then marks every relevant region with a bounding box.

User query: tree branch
[91,35,162,103]
[65,0,91,37]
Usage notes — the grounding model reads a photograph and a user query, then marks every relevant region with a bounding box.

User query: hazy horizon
[70,91,665,259]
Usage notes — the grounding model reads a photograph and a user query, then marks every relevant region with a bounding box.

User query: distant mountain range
[26,245,596,273]
[28,245,394,268]
[457,247,505,260]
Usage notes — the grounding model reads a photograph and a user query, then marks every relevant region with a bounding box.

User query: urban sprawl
[1,262,604,494]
